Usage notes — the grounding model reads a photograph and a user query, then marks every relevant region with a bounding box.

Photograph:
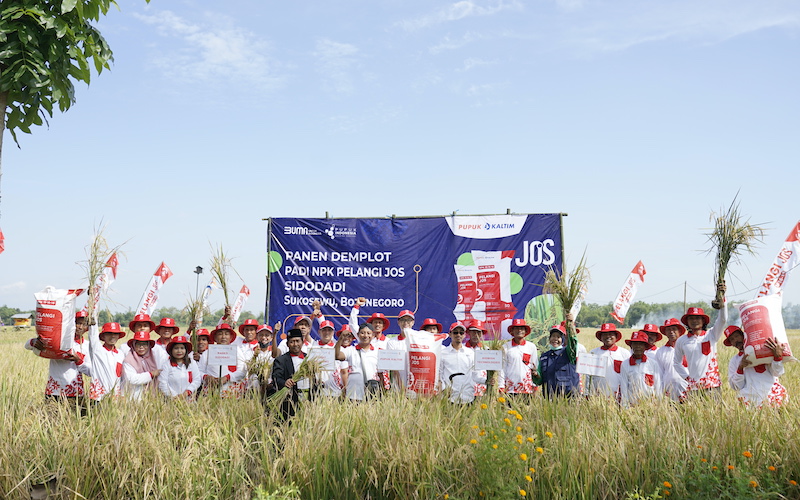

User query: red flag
[0,228,5,254]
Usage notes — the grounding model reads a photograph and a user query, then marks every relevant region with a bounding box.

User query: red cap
[659,318,686,336]
[319,320,335,331]
[625,330,653,349]
[127,330,155,349]
[449,321,466,332]
[166,335,193,354]
[467,320,487,333]
[367,313,390,329]
[723,325,743,347]
[336,324,352,335]
[681,307,710,327]
[398,309,415,320]
[238,318,259,334]
[595,323,622,342]
[507,318,531,335]
[128,314,156,332]
[257,324,273,334]
[211,323,237,342]
[156,317,180,333]
[640,323,662,342]
[99,322,125,339]
[75,311,88,319]
[420,318,443,332]
[294,315,312,327]
[549,325,566,336]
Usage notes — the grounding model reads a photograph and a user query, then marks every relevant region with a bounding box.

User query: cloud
[429,31,487,54]
[313,39,360,94]
[134,11,285,91]
[0,281,26,293]
[397,0,522,32]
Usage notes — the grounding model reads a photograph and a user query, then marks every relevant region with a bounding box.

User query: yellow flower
[768,466,776,471]
[519,453,528,461]
[479,430,486,436]
[444,495,449,499]
[525,475,532,482]
[727,465,735,470]
[516,426,522,432]
[749,481,758,488]
[535,447,544,454]
[529,467,536,473]
[515,414,523,420]
[508,410,517,415]
[498,396,507,403]
[504,418,512,425]
[470,439,478,445]
[527,437,534,443]
[743,451,753,458]
[472,425,479,429]
[519,489,527,497]
[501,429,507,433]
[480,403,488,409]
[545,431,553,438]
[514,446,518,450]
[479,492,484,497]
[492,444,498,449]
[663,481,672,488]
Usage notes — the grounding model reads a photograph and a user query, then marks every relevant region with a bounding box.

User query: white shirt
[87,325,125,401]
[587,345,631,400]
[198,346,246,398]
[619,354,662,407]
[439,345,485,404]
[499,339,538,394]
[25,337,92,397]
[308,340,347,397]
[673,303,728,396]
[342,344,379,401]
[158,359,202,398]
[727,352,787,407]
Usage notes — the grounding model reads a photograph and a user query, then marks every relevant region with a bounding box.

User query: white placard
[307,347,336,371]
[474,350,503,371]
[576,352,609,376]
[208,344,239,364]
[377,349,407,371]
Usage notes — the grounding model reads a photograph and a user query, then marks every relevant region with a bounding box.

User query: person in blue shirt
[532,314,580,399]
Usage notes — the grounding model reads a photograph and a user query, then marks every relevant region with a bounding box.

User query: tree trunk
[0,90,6,219]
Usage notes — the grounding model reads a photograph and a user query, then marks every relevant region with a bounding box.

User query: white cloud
[398,0,522,32]
[313,39,360,94]
[134,11,285,91]
[0,281,26,293]
[429,31,486,54]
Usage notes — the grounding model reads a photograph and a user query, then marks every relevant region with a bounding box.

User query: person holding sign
[586,324,630,401]
[532,318,580,399]
[499,319,538,396]
[349,297,391,389]
[309,320,346,398]
[439,322,485,404]
[199,323,246,398]
[619,331,662,407]
[335,323,381,401]
[673,283,727,401]
[385,310,414,393]
[655,318,688,401]
[723,326,788,408]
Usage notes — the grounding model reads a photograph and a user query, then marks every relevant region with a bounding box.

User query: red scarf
[600,345,618,351]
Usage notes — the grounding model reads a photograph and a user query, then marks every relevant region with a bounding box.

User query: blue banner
[268,214,563,338]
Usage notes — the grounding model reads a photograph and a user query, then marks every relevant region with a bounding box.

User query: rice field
[1,326,799,499]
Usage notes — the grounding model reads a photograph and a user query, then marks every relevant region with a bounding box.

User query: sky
[1,0,799,319]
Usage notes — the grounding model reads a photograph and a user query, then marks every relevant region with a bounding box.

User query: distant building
[11,313,32,328]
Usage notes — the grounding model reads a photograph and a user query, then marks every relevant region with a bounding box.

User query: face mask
[550,345,565,351]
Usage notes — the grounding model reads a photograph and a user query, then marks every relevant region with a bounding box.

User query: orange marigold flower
[527,437,534,443]
[529,467,536,473]
[479,430,486,436]
[535,447,544,454]
[701,459,707,463]
[498,396,507,403]
[480,403,488,409]
[492,444,498,449]
[516,414,523,420]
[470,439,478,445]
[545,431,553,438]
[516,426,522,432]
[663,490,671,497]
[743,451,753,458]
[712,466,718,471]
[519,453,528,461]
[727,465,735,470]
[504,418,512,425]
[749,481,758,488]
[663,481,672,488]
[790,480,798,486]
[697,445,703,449]
[768,466,776,471]
[519,489,527,497]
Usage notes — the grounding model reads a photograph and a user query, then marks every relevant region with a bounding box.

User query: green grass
[1,327,799,499]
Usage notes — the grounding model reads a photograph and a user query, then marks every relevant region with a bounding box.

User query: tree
[0,0,146,215]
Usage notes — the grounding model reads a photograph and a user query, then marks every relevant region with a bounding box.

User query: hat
[196,328,212,340]
[467,320,487,333]
[367,313,390,329]
[659,318,686,336]
[127,330,155,349]
[336,324,352,335]
[640,323,662,342]
[625,330,653,349]
[398,309,415,320]
[156,317,180,334]
[319,320,335,331]
[293,315,312,327]
[75,310,88,319]
[99,322,125,339]
[211,323,237,342]
[420,318,443,332]
[549,325,566,336]
[681,307,710,327]
[238,318,259,334]
[257,324,274,334]
[560,320,579,333]
[507,318,531,335]
[286,328,303,339]
[166,335,193,354]
[128,314,156,332]
[449,321,466,333]
[723,325,744,347]
[595,323,622,342]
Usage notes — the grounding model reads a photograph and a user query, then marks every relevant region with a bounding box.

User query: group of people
[25,286,789,414]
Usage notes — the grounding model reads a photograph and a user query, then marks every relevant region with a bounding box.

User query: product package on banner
[404,329,442,395]
[268,214,563,340]
[34,287,84,359]
[738,294,795,366]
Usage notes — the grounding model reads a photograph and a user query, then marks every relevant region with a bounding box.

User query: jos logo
[514,239,556,266]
